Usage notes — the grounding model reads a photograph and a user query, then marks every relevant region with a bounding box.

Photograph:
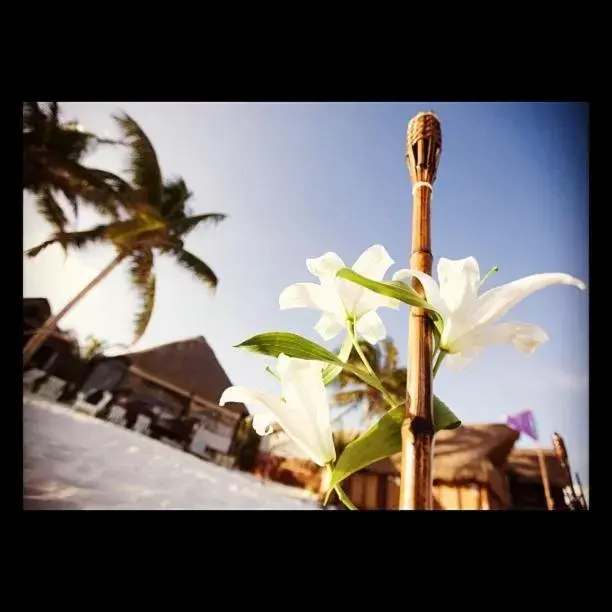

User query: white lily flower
[393,256,586,369]
[219,354,336,466]
[279,245,399,344]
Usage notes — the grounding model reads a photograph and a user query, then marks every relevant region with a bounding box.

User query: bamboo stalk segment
[399,111,442,510]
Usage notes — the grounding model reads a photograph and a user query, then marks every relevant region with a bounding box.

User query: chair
[72,390,113,417]
[106,405,127,426]
[23,369,47,394]
[133,414,152,435]
[189,427,208,457]
[37,376,67,401]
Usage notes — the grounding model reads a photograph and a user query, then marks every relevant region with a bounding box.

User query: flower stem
[433,350,447,378]
[324,464,358,510]
[349,325,377,378]
[334,484,358,510]
[348,322,397,409]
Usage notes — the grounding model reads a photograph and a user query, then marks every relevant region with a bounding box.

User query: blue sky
[23,102,589,489]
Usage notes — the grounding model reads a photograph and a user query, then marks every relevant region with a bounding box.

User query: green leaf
[433,396,461,431]
[329,406,403,490]
[329,397,461,490]
[235,332,387,397]
[336,268,444,334]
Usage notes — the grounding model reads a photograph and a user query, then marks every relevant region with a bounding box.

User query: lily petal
[314,312,345,341]
[456,321,549,356]
[352,245,395,281]
[445,348,482,370]
[220,384,320,462]
[355,310,387,344]
[470,273,586,330]
[252,413,277,436]
[350,245,398,315]
[219,386,284,435]
[307,252,345,277]
[277,354,335,466]
[393,269,448,318]
[437,257,481,313]
[354,289,400,318]
[336,280,366,315]
[279,282,338,314]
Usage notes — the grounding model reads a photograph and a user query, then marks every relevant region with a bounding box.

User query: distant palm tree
[81,335,128,360]
[331,337,406,425]
[23,102,128,230]
[23,113,226,367]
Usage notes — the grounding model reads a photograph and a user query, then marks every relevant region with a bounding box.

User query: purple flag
[506,410,538,441]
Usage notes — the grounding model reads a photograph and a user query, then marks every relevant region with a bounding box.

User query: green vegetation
[23,104,227,366]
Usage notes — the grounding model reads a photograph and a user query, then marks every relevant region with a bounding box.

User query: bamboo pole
[552,432,586,510]
[399,112,442,510]
[573,472,588,510]
[536,446,554,510]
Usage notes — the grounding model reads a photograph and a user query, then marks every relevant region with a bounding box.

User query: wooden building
[506,449,571,509]
[80,337,248,460]
[337,424,572,510]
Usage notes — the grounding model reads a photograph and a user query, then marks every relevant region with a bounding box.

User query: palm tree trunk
[23,254,124,368]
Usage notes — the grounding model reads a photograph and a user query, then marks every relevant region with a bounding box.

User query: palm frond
[384,367,407,396]
[168,247,218,290]
[170,213,227,238]
[86,168,135,206]
[48,102,59,125]
[35,189,68,232]
[161,177,193,221]
[25,225,110,258]
[382,337,399,373]
[331,390,365,406]
[129,249,156,344]
[129,247,154,285]
[113,112,163,209]
[31,152,125,219]
[22,102,48,133]
[25,238,59,258]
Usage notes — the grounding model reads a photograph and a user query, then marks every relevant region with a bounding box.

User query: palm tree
[23,102,129,231]
[23,113,226,367]
[331,337,406,425]
[81,335,128,361]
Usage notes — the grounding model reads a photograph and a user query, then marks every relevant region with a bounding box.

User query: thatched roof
[367,424,521,506]
[368,425,519,478]
[23,297,52,322]
[121,337,247,418]
[506,449,570,489]
[364,424,574,506]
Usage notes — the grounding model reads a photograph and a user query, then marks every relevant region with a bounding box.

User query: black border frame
[17,98,594,568]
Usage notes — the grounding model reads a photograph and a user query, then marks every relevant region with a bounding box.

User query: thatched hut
[81,337,248,457]
[337,424,572,510]
[506,449,571,509]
